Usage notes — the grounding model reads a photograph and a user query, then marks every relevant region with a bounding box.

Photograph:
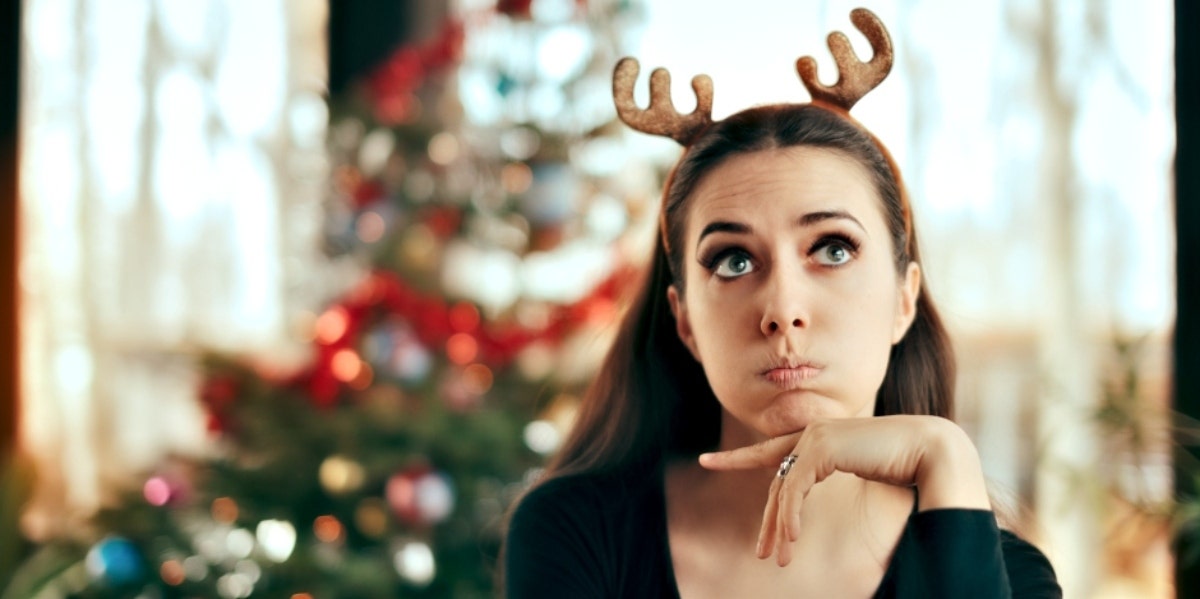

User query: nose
[759,269,809,336]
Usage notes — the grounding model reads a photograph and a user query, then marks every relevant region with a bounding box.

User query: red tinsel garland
[293,261,631,407]
[366,19,465,124]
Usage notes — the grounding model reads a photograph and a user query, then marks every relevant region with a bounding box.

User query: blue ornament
[521,163,577,225]
[86,536,144,586]
[364,320,433,383]
[497,72,517,98]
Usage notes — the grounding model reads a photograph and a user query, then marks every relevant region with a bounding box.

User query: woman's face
[667,146,920,441]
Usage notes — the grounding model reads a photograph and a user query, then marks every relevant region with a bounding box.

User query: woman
[504,9,1060,598]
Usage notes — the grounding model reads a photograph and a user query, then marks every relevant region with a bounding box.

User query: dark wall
[328,0,413,96]
[1177,0,1198,595]
[1,0,19,460]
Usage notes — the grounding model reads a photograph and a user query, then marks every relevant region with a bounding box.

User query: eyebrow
[799,210,868,234]
[696,209,869,247]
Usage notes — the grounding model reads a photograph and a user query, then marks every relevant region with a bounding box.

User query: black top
[505,470,1062,598]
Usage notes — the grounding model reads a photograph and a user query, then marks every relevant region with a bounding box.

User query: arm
[883,509,1010,598]
[698,416,1062,597]
[1000,530,1062,598]
[882,513,1061,598]
[699,415,991,564]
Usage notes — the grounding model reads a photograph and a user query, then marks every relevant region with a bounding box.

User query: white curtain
[18,0,331,539]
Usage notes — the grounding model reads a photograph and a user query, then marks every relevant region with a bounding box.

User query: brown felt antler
[612,57,713,145]
[796,8,894,111]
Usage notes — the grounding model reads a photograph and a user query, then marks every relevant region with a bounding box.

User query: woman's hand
[697,415,991,567]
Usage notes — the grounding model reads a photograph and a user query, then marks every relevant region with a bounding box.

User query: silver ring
[777,454,798,478]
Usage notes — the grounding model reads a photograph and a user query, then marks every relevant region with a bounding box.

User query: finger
[775,490,792,567]
[699,435,800,470]
[779,471,801,543]
[756,476,781,559]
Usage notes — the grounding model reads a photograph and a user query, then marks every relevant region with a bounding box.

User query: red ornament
[200,376,238,406]
[386,466,426,525]
[351,180,386,210]
[448,302,480,333]
[200,375,239,434]
[205,412,228,435]
[420,206,462,238]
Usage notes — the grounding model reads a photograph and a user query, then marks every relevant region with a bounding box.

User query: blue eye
[813,241,854,266]
[714,251,756,278]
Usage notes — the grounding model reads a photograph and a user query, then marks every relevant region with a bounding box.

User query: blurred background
[0,0,1182,597]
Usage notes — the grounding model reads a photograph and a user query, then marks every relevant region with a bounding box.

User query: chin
[760,392,861,433]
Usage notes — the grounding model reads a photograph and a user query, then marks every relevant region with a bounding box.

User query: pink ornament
[386,467,456,526]
[142,473,189,507]
[386,468,422,525]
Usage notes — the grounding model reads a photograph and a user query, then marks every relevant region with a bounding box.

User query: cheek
[826,276,902,355]
[684,293,741,356]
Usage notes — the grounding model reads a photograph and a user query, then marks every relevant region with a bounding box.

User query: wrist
[913,418,991,511]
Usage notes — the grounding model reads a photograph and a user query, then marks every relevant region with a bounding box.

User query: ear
[892,262,921,345]
[667,285,701,361]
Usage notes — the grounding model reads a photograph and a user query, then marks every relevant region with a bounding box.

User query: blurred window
[18,0,329,537]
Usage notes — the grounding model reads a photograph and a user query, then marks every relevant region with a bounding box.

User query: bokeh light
[356,211,387,243]
[446,333,478,365]
[315,307,350,344]
[393,540,436,586]
[449,302,481,332]
[463,363,494,395]
[160,559,186,585]
[211,497,239,524]
[143,476,172,506]
[255,519,296,563]
[319,455,366,495]
[331,349,363,382]
[313,515,344,543]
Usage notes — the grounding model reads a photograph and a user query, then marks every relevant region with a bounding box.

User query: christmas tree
[5,1,656,597]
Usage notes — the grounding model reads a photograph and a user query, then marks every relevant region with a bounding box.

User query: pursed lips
[761,363,823,387]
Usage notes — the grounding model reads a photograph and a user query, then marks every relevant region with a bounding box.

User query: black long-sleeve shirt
[505,470,1061,597]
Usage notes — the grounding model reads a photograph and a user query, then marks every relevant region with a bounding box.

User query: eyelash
[698,233,862,275]
[813,233,861,261]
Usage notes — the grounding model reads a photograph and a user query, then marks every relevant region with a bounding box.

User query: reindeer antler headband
[613,7,893,144]
[612,8,911,258]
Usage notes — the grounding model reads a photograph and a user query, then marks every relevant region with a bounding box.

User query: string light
[160,559,186,585]
[319,455,366,495]
[393,540,436,586]
[144,477,172,506]
[355,499,390,538]
[463,363,494,394]
[315,307,350,344]
[356,211,387,243]
[212,497,239,524]
[427,132,460,165]
[313,515,344,543]
[446,333,478,365]
[225,528,255,560]
[331,349,363,382]
[501,162,533,194]
[255,520,297,563]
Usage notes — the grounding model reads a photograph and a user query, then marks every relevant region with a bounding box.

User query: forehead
[685,146,884,235]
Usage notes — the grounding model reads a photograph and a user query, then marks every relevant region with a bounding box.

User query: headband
[611,8,912,259]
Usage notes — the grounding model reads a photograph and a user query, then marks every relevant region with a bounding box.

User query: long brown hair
[541,103,955,482]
